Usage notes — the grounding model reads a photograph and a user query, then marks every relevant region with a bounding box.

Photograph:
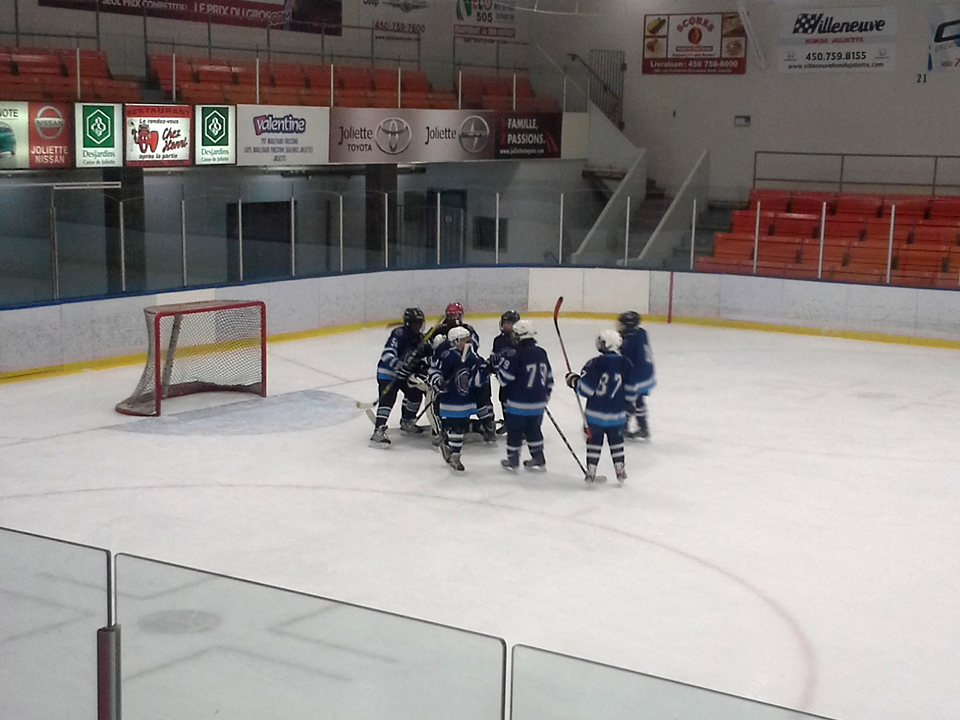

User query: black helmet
[618,311,641,332]
[500,310,520,331]
[403,307,425,332]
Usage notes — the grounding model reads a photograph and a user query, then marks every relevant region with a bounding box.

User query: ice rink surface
[2,318,960,720]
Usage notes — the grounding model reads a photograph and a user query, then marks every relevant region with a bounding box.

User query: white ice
[2,318,959,720]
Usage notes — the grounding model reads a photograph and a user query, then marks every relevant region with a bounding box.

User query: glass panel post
[752,200,761,275]
[383,192,389,269]
[119,199,127,292]
[237,190,244,282]
[290,191,296,278]
[180,190,187,287]
[339,193,344,273]
[689,197,696,271]
[817,201,826,280]
[436,191,441,265]
[558,192,564,265]
[495,191,500,265]
[624,195,631,267]
[886,205,896,285]
[50,188,60,300]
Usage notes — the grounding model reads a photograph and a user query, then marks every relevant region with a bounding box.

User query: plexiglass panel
[116,554,505,720]
[0,185,54,306]
[512,645,834,720]
[0,527,109,720]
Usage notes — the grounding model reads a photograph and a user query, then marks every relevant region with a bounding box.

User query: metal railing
[753,151,960,195]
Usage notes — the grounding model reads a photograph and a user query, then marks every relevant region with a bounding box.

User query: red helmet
[445,302,464,322]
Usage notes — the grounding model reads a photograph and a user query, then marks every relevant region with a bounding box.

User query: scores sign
[642,12,747,74]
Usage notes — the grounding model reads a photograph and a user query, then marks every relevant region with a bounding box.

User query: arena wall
[4,268,960,380]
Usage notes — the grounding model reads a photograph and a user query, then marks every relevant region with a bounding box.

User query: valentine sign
[124,104,192,167]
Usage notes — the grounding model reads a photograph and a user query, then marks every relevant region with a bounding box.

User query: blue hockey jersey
[620,327,656,394]
[377,326,423,381]
[428,344,484,418]
[497,341,553,416]
[577,352,636,427]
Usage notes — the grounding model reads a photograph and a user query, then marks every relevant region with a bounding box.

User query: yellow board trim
[3,311,959,386]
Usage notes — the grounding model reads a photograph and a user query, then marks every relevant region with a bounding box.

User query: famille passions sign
[642,13,747,75]
[125,104,192,167]
[236,105,330,166]
[0,102,73,169]
[495,113,562,159]
[329,108,496,164]
[779,6,897,72]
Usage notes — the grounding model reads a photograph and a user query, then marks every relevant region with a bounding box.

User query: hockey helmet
[403,307,425,332]
[596,329,622,353]
[512,319,536,340]
[431,333,446,350]
[445,302,464,322]
[448,326,471,344]
[500,309,520,331]
[618,311,641,332]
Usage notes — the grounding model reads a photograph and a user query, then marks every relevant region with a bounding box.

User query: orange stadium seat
[882,195,929,218]
[836,194,882,217]
[748,189,791,213]
[929,196,960,220]
[400,69,431,93]
[790,192,835,215]
[269,63,306,88]
[773,212,820,238]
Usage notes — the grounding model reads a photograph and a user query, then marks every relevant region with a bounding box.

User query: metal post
[562,72,567,112]
[207,10,212,59]
[933,157,940,196]
[95,0,101,49]
[290,192,296,277]
[838,154,845,192]
[238,191,244,282]
[50,189,59,301]
[330,63,334,107]
[624,195,631,267]
[383,192,389,270]
[15,0,20,47]
[180,196,187,286]
[436,191,441,266]
[76,46,81,101]
[370,27,375,63]
[172,51,177,102]
[119,200,127,292]
[338,194,344,273]
[886,205,896,285]
[494,192,500,265]
[256,55,260,104]
[457,69,462,109]
[558,192,564,265]
[97,625,121,720]
[817,201,826,280]
[397,66,402,109]
[689,198,697,271]
[752,200,761,275]
[512,72,517,112]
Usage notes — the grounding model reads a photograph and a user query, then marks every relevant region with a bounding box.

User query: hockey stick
[544,407,606,484]
[553,296,591,440]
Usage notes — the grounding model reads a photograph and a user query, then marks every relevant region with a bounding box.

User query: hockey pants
[504,413,545,466]
[375,378,423,428]
[586,424,625,469]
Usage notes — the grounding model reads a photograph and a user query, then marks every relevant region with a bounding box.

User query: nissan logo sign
[459,115,490,154]
[375,116,412,155]
[34,105,65,140]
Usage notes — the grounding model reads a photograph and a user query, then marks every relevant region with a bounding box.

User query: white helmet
[513,319,536,340]
[431,333,446,350]
[448,326,471,343]
[596,329,622,353]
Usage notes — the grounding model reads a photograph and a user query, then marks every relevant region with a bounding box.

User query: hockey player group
[368,302,655,486]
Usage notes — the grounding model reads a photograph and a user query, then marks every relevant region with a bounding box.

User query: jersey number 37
[595,372,622,397]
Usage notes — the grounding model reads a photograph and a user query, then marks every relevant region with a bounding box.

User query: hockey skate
[614,462,627,487]
[583,464,607,486]
[369,426,391,449]
[501,458,518,473]
[523,457,546,472]
[625,416,643,441]
[447,452,465,473]
[400,418,425,434]
[495,420,507,436]
[481,420,497,443]
[637,416,650,440]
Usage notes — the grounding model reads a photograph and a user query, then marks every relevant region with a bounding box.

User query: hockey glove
[565,372,580,390]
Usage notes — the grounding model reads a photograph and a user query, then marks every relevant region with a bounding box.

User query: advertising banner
[495,113,561,159]
[778,6,897,72]
[0,102,73,170]
[125,105,192,168]
[929,4,960,71]
[195,105,237,165]
[642,13,747,75]
[453,0,517,40]
[329,108,495,164]
[358,0,430,41]
[237,105,330,166]
[38,0,342,35]
[75,103,122,168]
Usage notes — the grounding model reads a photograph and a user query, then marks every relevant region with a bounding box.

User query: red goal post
[116,300,267,417]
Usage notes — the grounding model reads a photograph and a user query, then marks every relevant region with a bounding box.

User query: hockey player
[497,319,553,472]
[565,330,636,485]
[491,310,520,434]
[617,311,656,439]
[370,307,427,448]
[428,325,485,472]
[436,302,496,442]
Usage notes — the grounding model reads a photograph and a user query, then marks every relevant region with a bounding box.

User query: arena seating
[0,46,141,103]
[697,190,960,289]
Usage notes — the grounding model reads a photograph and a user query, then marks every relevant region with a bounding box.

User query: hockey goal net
[116,300,266,417]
